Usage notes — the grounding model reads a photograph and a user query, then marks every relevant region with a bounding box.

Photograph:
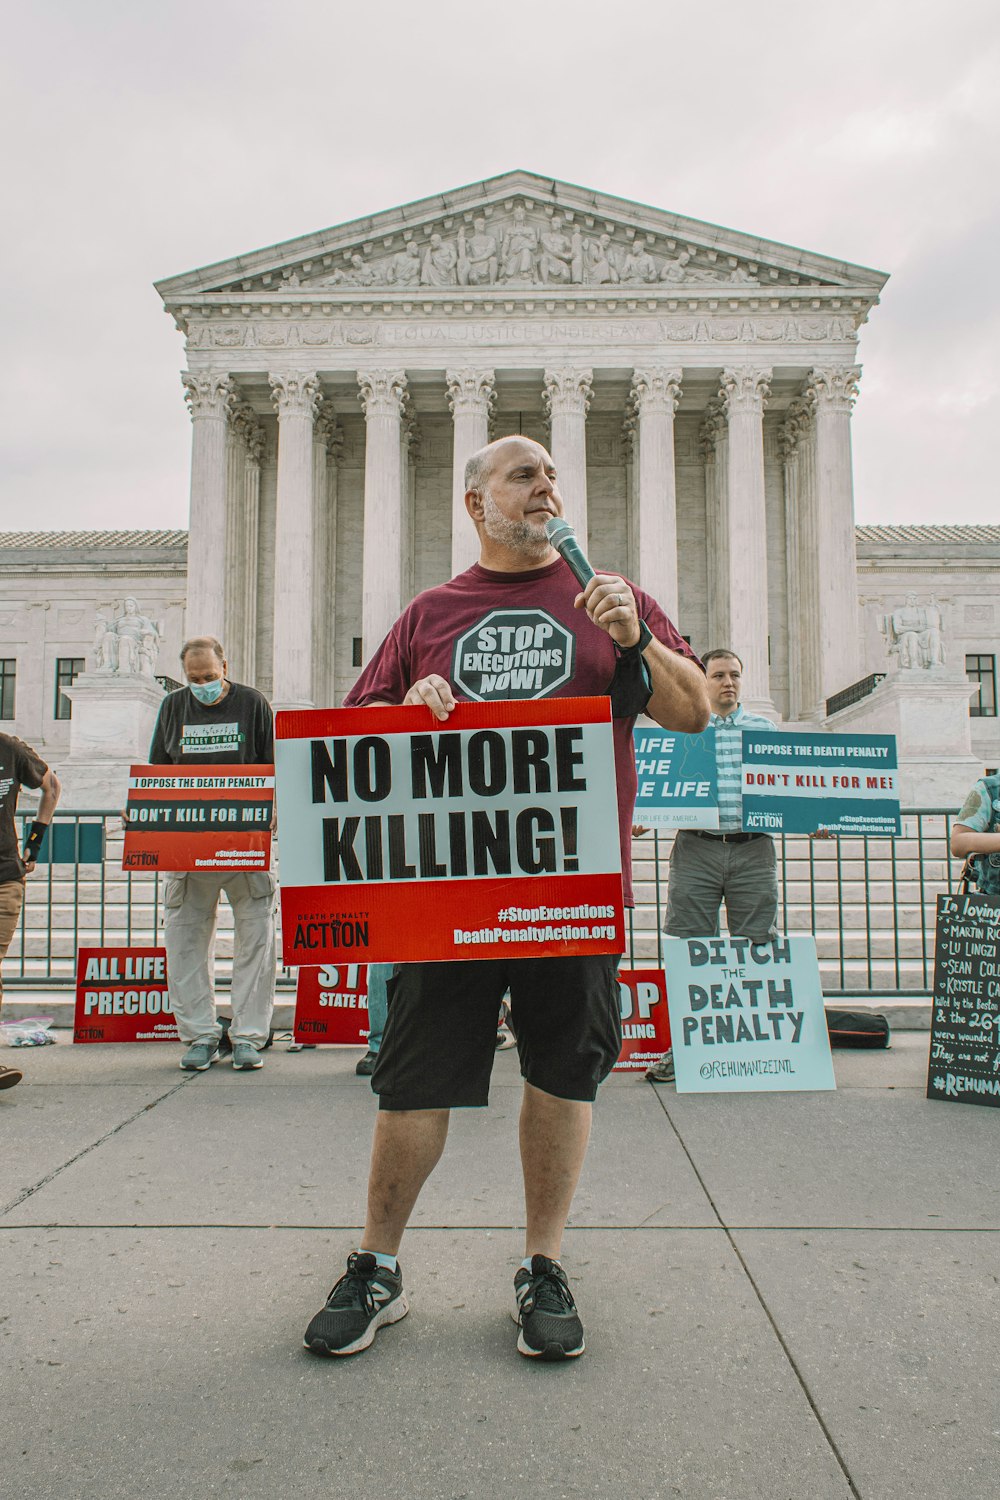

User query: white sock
[360,1249,398,1273]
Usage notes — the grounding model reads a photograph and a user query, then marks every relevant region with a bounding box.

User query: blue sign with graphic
[633,727,719,829]
[664,933,836,1093]
[740,731,900,836]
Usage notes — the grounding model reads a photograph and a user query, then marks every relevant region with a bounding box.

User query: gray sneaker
[180,1041,220,1071]
[232,1041,264,1070]
[645,1049,675,1083]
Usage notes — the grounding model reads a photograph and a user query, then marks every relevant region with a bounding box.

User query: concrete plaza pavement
[1,1033,998,1500]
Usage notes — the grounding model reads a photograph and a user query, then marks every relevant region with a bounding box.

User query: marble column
[446,368,495,576]
[232,406,265,687]
[358,369,407,664]
[630,368,682,619]
[805,366,863,714]
[779,399,812,722]
[312,405,342,709]
[182,371,233,642]
[700,402,729,650]
[719,366,774,714]
[269,371,321,711]
[543,368,593,545]
[399,404,418,610]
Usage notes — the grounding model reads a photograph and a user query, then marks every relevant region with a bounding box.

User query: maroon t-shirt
[344,558,698,904]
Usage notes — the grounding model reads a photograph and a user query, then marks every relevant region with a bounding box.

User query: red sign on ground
[74,947,179,1043]
[123,765,273,872]
[274,698,625,965]
[293,964,370,1045]
[613,968,671,1073]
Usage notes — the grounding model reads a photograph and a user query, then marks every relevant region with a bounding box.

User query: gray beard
[481,488,551,559]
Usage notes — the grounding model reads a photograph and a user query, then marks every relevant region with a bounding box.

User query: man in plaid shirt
[646,648,778,1082]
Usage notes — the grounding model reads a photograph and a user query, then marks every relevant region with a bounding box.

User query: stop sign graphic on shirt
[452,609,576,701]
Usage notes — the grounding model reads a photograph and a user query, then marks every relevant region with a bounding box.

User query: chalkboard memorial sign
[927,892,1000,1109]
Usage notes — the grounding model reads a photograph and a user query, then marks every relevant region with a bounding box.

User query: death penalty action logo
[453,610,575,701]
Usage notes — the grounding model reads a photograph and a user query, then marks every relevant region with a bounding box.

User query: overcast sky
[2,0,998,533]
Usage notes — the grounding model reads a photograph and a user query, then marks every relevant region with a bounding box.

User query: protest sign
[274,697,625,965]
[633,728,718,829]
[663,934,835,1092]
[740,731,900,836]
[613,968,671,1072]
[293,964,370,1045]
[123,765,273,872]
[927,892,1000,1109]
[74,947,178,1043]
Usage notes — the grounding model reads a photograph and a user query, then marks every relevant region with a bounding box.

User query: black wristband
[616,620,654,656]
[24,820,48,861]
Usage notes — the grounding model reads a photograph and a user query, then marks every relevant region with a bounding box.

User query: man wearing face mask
[147,636,276,1072]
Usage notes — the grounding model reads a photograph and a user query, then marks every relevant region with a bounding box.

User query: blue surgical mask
[190,678,225,705]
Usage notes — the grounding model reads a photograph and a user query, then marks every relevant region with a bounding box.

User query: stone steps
[6,829,955,1000]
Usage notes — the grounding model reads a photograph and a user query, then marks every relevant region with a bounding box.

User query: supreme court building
[157,171,884,720]
[3,172,999,775]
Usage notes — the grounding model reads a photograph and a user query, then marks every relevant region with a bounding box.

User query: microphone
[544,517,595,589]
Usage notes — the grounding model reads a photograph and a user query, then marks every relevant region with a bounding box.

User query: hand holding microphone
[544,517,643,650]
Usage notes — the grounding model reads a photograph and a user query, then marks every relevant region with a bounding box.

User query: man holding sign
[646,648,777,1083]
[147,637,276,1072]
[303,435,707,1361]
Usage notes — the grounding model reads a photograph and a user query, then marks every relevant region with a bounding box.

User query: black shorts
[371,954,624,1110]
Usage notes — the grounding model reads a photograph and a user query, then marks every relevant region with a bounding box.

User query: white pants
[163,871,277,1047]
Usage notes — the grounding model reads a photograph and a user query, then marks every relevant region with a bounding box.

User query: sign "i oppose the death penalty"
[274,697,625,965]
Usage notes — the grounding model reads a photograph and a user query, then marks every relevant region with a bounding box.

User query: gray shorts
[664,831,778,939]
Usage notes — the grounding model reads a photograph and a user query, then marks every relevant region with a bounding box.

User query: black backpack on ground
[825,1009,890,1048]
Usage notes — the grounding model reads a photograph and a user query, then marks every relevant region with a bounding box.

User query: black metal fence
[626,809,959,995]
[7,808,960,997]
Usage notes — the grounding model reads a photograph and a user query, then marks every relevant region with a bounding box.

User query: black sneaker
[512,1254,585,1360]
[303,1252,408,1357]
[355,1051,377,1076]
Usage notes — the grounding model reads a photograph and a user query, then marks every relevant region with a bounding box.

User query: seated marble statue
[94,597,162,677]
[537,227,574,284]
[620,244,658,284]
[421,233,458,287]
[389,243,422,285]
[886,593,946,670]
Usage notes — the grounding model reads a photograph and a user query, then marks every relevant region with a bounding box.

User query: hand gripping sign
[274,697,625,965]
[123,765,274,871]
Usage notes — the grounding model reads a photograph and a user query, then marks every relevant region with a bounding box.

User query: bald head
[464,435,551,497]
[463,435,564,568]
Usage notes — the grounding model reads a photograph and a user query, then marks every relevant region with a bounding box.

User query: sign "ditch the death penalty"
[274,697,625,965]
[663,934,835,1093]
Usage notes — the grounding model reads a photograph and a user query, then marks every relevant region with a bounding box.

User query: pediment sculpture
[93,597,163,677]
[300,202,774,293]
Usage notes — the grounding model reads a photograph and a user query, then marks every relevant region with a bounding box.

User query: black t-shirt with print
[148,682,274,766]
[0,733,48,884]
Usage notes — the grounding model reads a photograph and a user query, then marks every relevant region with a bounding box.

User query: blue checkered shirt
[712,703,777,832]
